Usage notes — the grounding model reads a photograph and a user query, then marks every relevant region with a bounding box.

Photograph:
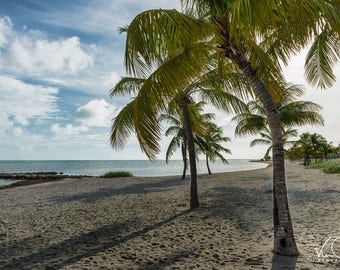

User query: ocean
[0,159,267,187]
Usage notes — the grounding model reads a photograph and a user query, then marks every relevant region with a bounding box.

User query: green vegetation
[100,171,133,178]
[307,159,340,174]
[287,132,339,165]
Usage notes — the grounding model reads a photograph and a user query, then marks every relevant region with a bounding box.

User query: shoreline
[1,161,338,269]
[0,161,271,190]
[0,159,268,179]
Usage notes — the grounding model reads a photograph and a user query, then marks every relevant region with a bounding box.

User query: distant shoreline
[0,160,268,187]
[0,161,272,190]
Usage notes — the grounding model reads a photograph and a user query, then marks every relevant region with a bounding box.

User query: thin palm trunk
[206,155,212,175]
[234,55,299,256]
[179,96,199,209]
[181,142,187,180]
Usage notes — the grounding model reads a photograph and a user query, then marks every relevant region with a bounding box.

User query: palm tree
[232,84,324,159]
[309,133,328,162]
[232,84,324,135]
[120,1,339,255]
[160,101,214,180]
[249,126,298,160]
[320,141,334,160]
[196,123,231,175]
[160,111,188,180]
[111,72,247,209]
[289,133,327,165]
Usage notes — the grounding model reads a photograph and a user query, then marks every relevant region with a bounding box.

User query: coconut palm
[249,126,298,160]
[232,84,324,136]
[232,84,324,159]
[160,101,214,180]
[289,133,327,165]
[120,1,339,255]
[111,71,248,209]
[320,141,334,160]
[196,123,231,175]
[309,133,328,162]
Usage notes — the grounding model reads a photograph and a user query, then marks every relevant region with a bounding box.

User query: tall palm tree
[196,123,231,175]
[120,1,339,255]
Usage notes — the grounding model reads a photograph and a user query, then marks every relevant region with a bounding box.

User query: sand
[0,161,339,269]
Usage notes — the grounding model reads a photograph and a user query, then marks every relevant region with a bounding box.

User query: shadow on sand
[0,210,192,270]
[271,254,297,270]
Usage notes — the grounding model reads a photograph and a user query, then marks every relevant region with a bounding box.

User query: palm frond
[165,136,181,163]
[232,113,266,136]
[250,138,271,147]
[124,9,213,76]
[305,29,339,89]
[110,77,145,97]
[110,100,135,150]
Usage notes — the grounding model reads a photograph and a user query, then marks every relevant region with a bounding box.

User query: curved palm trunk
[179,96,199,209]
[234,56,299,256]
[181,142,187,180]
[206,155,212,175]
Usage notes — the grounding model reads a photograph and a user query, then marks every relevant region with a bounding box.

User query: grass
[306,159,340,174]
[100,171,133,178]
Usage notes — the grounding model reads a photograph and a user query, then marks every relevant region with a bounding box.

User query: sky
[0,0,339,160]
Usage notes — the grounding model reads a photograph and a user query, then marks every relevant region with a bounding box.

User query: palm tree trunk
[179,96,199,209]
[234,56,299,256]
[181,142,187,180]
[206,155,212,175]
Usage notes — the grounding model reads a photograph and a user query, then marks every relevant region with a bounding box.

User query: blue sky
[0,1,339,160]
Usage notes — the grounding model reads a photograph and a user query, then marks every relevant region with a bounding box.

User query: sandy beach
[0,161,339,269]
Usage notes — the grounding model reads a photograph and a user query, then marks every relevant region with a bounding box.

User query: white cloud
[51,123,89,136]
[100,72,121,91]
[0,75,59,132]
[38,0,182,36]
[0,16,12,48]
[0,15,122,96]
[75,99,118,127]
[0,19,93,76]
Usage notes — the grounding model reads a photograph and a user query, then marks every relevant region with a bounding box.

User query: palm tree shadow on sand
[271,254,297,270]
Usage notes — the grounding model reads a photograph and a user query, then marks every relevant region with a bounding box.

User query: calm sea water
[0,160,267,186]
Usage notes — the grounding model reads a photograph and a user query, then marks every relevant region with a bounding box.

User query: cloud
[100,72,121,91]
[0,15,121,96]
[0,17,93,76]
[75,99,118,127]
[50,123,89,136]
[37,0,182,36]
[0,75,59,133]
[49,98,118,141]
[0,16,12,47]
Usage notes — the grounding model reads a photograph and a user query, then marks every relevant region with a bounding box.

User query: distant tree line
[286,133,339,165]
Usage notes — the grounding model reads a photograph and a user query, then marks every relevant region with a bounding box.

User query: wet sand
[0,161,339,269]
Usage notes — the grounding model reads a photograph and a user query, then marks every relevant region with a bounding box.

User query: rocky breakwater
[0,172,92,180]
[0,172,65,180]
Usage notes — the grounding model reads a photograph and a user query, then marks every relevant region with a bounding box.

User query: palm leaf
[110,77,145,97]
[305,29,339,89]
[110,100,135,150]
